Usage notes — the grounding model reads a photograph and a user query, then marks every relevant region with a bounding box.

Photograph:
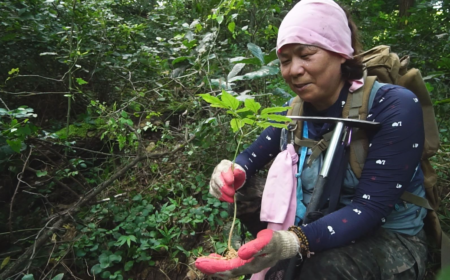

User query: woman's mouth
[293,83,310,91]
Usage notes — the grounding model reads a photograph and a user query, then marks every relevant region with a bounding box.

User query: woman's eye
[281,60,291,65]
[300,54,311,59]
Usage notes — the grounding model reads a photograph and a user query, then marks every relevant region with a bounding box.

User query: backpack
[286,45,450,269]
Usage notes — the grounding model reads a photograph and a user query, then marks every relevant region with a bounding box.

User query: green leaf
[8,68,19,75]
[220,90,239,110]
[230,57,261,66]
[247,43,264,65]
[6,139,22,153]
[76,78,88,85]
[261,106,290,115]
[109,254,122,263]
[1,256,10,270]
[51,273,64,280]
[228,21,235,33]
[227,63,245,80]
[244,99,261,113]
[22,275,35,280]
[172,56,190,65]
[99,253,111,268]
[216,14,224,24]
[132,194,142,201]
[124,261,134,272]
[264,114,292,122]
[242,118,255,125]
[220,211,228,218]
[198,94,227,108]
[230,119,239,133]
[229,66,279,82]
[264,49,278,65]
[235,108,250,113]
[36,170,48,177]
[91,264,102,275]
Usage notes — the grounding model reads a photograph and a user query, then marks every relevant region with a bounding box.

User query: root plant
[199,90,290,258]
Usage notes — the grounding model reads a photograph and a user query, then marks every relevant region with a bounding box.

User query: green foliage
[1,0,450,279]
[199,90,290,134]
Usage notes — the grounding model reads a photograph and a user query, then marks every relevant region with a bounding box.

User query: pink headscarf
[276,0,363,91]
[277,0,353,58]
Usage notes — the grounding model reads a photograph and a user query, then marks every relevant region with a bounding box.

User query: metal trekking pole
[282,116,381,280]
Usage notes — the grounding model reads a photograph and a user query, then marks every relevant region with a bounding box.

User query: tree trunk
[399,0,415,17]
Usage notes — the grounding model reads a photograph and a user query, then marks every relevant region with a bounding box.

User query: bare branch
[0,91,70,96]
[9,148,33,238]
[16,75,64,82]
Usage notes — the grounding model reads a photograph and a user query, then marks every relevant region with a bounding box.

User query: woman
[196,0,428,279]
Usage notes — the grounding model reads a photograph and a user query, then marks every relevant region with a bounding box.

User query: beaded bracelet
[288,225,310,256]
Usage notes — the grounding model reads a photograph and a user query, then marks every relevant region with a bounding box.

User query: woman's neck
[311,79,346,111]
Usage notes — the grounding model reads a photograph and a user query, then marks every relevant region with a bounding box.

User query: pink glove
[209,160,246,203]
[195,229,299,279]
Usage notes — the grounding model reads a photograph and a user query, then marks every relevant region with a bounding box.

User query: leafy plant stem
[227,194,238,253]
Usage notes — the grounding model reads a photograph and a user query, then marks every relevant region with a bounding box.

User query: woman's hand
[195,229,299,278]
[209,160,246,203]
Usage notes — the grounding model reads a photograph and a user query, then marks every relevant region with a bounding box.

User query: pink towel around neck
[252,144,298,280]
[260,143,298,230]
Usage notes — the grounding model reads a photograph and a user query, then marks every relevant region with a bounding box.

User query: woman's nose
[289,58,305,77]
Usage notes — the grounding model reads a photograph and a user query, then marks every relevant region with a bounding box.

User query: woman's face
[279,44,346,110]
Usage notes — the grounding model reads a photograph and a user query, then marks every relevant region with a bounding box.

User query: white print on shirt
[327,226,335,235]
[413,143,419,148]
[396,183,402,189]
[341,101,346,107]
[376,159,386,165]
[244,165,249,170]
[363,194,371,200]
[249,158,253,163]
[379,97,385,103]
[269,154,273,157]
[266,135,271,141]
[415,165,418,171]
[252,152,257,157]
[369,143,372,147]
[392,122,402,127]
[413,98,419,103]
[381,218,386,223]
[367,114,373,118]
[353,209,362,215]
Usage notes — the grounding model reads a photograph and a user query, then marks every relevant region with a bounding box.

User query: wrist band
[288,225,310,256]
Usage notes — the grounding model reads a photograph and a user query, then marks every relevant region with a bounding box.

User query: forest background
[1,0,450,279]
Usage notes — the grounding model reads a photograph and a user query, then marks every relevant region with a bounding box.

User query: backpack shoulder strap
[346,76,377,178]
[287,96,304,148]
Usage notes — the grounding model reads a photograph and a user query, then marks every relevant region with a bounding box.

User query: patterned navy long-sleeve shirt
[235,83,425,252]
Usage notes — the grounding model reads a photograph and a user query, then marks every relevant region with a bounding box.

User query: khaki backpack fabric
[286,45,449,268]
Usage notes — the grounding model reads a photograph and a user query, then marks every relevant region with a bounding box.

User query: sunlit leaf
[221,90,239,110]
[227,63,245,81]
[229,66,279,82]
[36,170,48,177]
[198,94,227,108]
[244,99,261,113]
[261,106,290,115]
[76,78,88,85]
[228,21,235,33]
